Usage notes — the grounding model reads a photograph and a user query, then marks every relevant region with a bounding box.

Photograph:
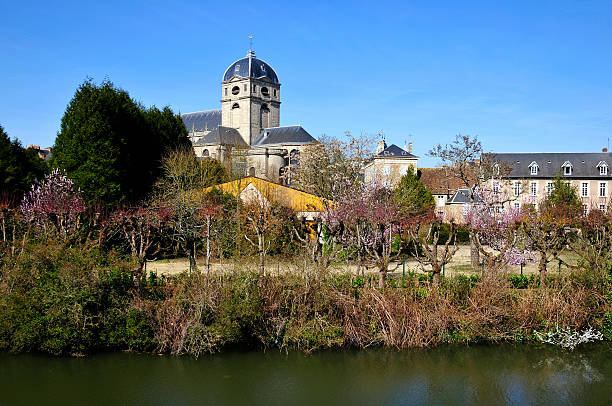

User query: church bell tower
[221,49,281,145]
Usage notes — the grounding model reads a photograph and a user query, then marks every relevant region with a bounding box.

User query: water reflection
[0,343,610,405]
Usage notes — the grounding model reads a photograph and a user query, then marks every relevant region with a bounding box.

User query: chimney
[408,142,413,155]
[376,140,387,154]
[603,147,608,152]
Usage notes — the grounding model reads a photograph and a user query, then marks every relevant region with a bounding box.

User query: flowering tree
[464,186,536,271]
[324,181,404,288]
[21,169,86,237]
[287,132,376,200]
[429,135,514,268]
[520,177,582,285]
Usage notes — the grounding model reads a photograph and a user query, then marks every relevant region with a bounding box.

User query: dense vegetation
[52,79,191,205]
[0,125,48,196]
[0,241,609,356]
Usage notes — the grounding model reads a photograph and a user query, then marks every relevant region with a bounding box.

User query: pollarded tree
[325,181,405,288]
[52,80,190,205]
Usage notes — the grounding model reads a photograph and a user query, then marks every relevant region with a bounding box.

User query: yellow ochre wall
[204,177,329,212]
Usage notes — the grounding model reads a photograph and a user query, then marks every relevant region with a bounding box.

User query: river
[1,343,610,405]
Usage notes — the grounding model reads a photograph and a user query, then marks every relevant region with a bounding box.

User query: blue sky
[1,0,611,166]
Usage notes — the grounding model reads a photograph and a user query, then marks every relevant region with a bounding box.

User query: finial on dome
[247,35,255,57]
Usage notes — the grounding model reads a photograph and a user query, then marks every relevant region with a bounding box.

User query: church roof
[223,50,279,84]
[181,109,221,132]
[193,126,248,147]
[376,144,418,158]
[252,126,317,147]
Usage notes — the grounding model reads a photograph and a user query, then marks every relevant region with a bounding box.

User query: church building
[181,49,317,183]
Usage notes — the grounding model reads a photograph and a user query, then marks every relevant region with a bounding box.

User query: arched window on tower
[231,103,240,127]
[260,104,270,129]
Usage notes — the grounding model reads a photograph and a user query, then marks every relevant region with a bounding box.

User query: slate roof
[375,144,418,158]
[181,110,222,132]
[448,188,479,204]
[252,126,316,147]
[193,126,248,147]
[223,50,279,84]
[492,152,612,179]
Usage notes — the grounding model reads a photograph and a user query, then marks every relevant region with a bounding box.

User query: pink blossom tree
[324,181,404,288]
[464,185,536,271]
[21,169,86,237]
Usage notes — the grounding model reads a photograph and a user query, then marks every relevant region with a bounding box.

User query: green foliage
[52,80,190,205]
[542,175,582,213]
[392,170,435,215]
[0,125,48,197]
[0,241,153,355]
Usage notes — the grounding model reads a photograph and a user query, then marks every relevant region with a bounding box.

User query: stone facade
[364,141,418,188]
[182,49,316,182]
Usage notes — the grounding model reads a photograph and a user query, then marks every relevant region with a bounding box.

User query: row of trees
[1,79,192,207]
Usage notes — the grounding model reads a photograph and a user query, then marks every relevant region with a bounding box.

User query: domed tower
[221,49,281,146]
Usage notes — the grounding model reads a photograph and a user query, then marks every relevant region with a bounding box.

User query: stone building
[422,151,612,223]
[181,49,317,183]
[363,140,418,188]
[491,151,612,215]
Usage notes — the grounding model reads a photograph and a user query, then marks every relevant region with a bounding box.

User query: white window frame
[600,205,607,212]
[583,205,588,216]
[562,161,572,176]
[382,165,391,176]
[529,161,539,175]
[514,202,520,210]
[599,182,607,197]
[493,181,499,195]
[547,182,554,195]
[598,161,608,176]
[581,182,589,197]
[513,181,521,196]
[530,181,537,197]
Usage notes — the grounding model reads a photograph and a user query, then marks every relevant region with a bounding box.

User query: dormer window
[562,161,573,176]
[597,161,608,176]
[529,161,539,175]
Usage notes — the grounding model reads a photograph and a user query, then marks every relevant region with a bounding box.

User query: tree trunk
[470,232,480,270]
[538,253,547,287]
[432,270,441,286]
[378,270,386,289]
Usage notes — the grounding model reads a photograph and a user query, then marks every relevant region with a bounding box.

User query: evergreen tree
[391,169,435,216]
[52,80,190,205]
[0,125,48,197]
[542,175,582,215]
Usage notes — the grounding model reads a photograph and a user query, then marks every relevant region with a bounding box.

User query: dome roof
[222,50,279,84]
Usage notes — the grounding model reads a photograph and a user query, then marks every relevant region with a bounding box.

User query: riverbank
[0,242,610,357]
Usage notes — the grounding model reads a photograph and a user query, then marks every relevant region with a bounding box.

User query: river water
[1,343,610,405]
